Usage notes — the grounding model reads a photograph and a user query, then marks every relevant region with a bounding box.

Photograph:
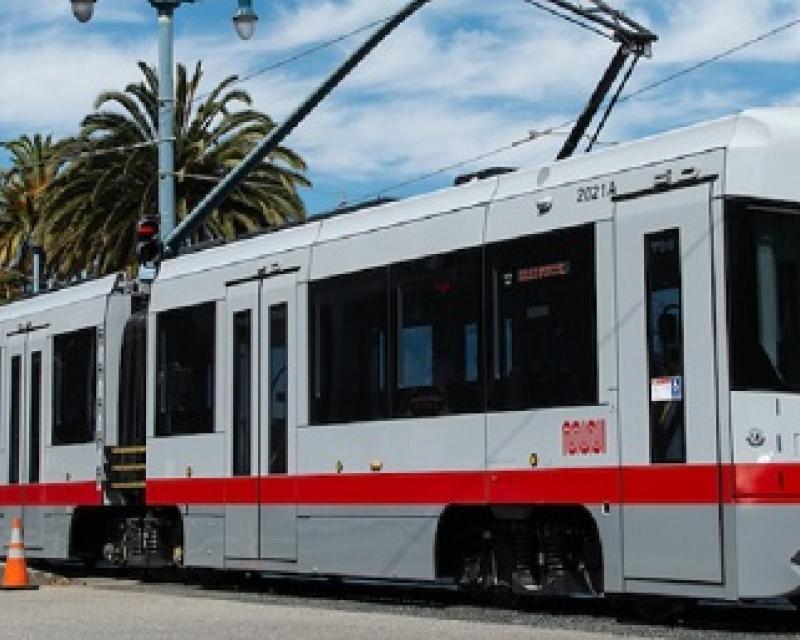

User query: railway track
[29,562,800,639]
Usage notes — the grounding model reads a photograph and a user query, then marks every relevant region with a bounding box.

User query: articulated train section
[3,108,800,606]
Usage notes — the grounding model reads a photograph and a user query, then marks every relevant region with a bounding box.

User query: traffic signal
[136,215,161,264]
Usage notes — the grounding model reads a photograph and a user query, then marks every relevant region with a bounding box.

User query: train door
[7,332,44,550]
[224,273,297,562]
[259,273,297,561]
[615,183,723,584]
[225,281,260,559]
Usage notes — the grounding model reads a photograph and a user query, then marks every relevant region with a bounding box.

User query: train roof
[0,274,120,326]
[157,107,800,285]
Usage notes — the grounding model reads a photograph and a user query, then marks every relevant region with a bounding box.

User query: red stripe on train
[4,464,800,508]
[0,481,101,506]
[146,465,727,506]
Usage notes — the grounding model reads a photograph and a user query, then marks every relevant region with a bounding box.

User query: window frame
[155,301,217,438]
[485,223,599,413]
[52,326,97,447]
[308,223,601,426]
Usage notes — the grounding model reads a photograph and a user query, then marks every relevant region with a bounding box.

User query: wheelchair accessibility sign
[651,376,683,402]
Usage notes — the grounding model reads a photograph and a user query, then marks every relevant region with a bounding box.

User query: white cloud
[2,0,800,205]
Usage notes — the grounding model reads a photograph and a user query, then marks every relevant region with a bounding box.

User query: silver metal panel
[41,511,71,560]
[260,506,296,561]
[297,414,485,477]
[147,432,226,480]
[736,504,800,599]
[184,514,225,568]
[588,504,623,594]
[315,180,496,245]
[595,222,618,408]
[299,505,443,518]
[0,507,21,559]
[623,505,723,583]
[0,275,118,330]
[224,506,258,559]
[157,226,319,287]
[310,206,487,281]
[487,407,616,472]
[23,507,44,552]
[103,294,132,449]
[43,445,99,484]
[731,392,800,466]
[298,516,437,580]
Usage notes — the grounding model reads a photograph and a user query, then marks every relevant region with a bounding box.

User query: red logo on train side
[562,419,607,456]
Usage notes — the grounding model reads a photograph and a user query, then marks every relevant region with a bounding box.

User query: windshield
[728,200,800,392]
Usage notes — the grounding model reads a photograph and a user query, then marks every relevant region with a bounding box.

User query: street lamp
[70,0,96,23]
[233,0,259,41]
[71,0,259,245]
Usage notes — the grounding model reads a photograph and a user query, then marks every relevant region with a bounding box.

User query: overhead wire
[1,140,159,179]
[342,11,800,206]
[616,16,800,105]
[2,7,799,204]
[192,14,394,104]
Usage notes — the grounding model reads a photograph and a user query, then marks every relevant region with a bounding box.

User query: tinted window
[29,352,41,483]
[727,203,800,392]
[487,224,597,411]
[310,268,388,424]
[156,302,215,436]
[53,327,96,445]
[269,304,288,474]
[392,248,482,417]
[646,229,686,464]
[232,310,251,476]
[9,355,19,484]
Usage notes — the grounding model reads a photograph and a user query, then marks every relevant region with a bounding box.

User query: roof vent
[454,167,516,187]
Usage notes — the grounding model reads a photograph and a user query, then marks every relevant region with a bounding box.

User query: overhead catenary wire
[192,14,394,104]
[344,13,800,206]
[616,16,800,105]
[0,11,405,177]
[2,9,800,200]
[1,140,159,179]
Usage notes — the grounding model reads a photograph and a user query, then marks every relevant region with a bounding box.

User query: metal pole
[165,0,432,255]
[557,44,628,161]
[31,246,43,294]
[157,4,177,243]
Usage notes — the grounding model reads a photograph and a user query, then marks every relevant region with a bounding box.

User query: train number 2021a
[576,181,617,203]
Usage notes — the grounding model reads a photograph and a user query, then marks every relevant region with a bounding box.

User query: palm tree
[46,61,310,277]
[0,134,62,294]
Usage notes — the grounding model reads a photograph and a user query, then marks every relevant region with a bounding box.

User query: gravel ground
[5,564,800,639]
[0,585,630,640]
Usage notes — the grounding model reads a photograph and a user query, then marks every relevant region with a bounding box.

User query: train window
[156,302,216,437]
[9,355,19,484]
[310,268,388,425]
[232,310,252,476]
[269,304,288,474]
[29,352,41,483]
[645,229,686,464]
[727,202,800,393]
[487,224,597,411]
[392,248,483,417]
[53,327,97,446]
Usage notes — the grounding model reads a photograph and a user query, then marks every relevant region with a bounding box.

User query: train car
[2,106,800,605]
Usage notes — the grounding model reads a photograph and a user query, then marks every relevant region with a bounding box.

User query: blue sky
[1,0,800,215]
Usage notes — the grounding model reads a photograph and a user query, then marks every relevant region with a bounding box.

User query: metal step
[105,445,146,498]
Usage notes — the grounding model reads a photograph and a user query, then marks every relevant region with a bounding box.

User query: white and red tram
[2,107,800,603]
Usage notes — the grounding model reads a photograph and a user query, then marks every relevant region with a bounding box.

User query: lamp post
[70,0,259,243]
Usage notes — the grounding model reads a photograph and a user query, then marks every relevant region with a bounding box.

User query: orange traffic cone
[2,517,38,590]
